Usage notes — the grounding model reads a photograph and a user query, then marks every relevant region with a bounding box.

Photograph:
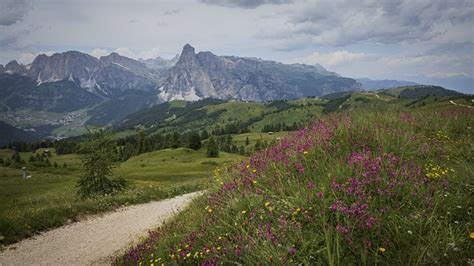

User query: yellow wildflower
[265,202,271,207]
[252,169,257,173]
[378,247,386,253]
[252,180,257,184]
[241,210,247,214]
[246,164,250,169]
[470,232,474,239]
[186,253,191,258]
[303,151,308,155]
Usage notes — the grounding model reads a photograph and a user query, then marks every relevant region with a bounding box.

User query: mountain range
[0,43,428,140]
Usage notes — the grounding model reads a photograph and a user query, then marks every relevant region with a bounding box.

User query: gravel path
[449,100,473,108]
[0,191,201,265]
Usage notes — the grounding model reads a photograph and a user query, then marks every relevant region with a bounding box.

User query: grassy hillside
[112,85,467,142]
[113,98,327,135]
[0,148,242,244]
[380,85,464,98]
[118,99,473,264]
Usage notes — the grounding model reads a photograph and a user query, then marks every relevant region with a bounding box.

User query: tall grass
[119,106,473,265]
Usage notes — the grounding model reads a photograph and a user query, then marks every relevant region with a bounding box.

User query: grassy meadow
[119,100,473,265]
[0,147,242,245]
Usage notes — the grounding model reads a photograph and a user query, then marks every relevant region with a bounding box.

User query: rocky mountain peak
[27,51,101,86]
[182,44,195,56]
[4,60,26,74]
[177,44,198,66]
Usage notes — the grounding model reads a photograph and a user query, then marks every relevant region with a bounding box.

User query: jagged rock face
[95,64,156,94]
[159,44,361,101]
[100,52,159,81]
[140,54,179,71]
[0,51,165,96]
[28,51,101,87]
[159,45,217,101]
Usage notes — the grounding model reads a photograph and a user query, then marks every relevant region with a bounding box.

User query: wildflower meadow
[119,105,473,265]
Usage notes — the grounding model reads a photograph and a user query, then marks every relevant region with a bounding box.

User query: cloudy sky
[0,0,473,92]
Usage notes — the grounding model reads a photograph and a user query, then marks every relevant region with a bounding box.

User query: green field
[0,147,242,244]
[231,131,288,147]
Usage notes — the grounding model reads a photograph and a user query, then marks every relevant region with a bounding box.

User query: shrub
[77,129,126,198]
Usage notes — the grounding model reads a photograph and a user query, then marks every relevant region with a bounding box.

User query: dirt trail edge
[0,191,202,265]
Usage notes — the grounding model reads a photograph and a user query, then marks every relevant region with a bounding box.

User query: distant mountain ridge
[357,78,418,90]
[1,44,363,104]
[0,44,435,140]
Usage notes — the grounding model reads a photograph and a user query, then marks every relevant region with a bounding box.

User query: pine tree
[245,137,250,146]
[255,139,262,151]
[138,130,146,154]
[200,130,209,140]
[188,132,202,150]
[171,132,181,149]
[206,136,219,158]
[239,145,246,155]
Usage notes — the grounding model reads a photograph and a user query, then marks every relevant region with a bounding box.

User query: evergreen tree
[200,130,209,140]
[255,139,262,151]
[138,130,146,154]
[77,129,126,198]
[188,132,202,150]
[245,137,250,146]
[239,145,246,155]
[171,132,181,149]
[206,136,219,158]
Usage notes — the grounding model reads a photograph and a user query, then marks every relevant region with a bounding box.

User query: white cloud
[90,48,109,58]
[137,47,161,60]
[288,50,378,66]
[113,47,137,59]
[17,51,54,64]
[112,47,165,60]
[424,72,470,79]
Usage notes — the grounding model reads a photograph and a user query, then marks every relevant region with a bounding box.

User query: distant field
[231,131,289,148]
[0,147,243,244]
